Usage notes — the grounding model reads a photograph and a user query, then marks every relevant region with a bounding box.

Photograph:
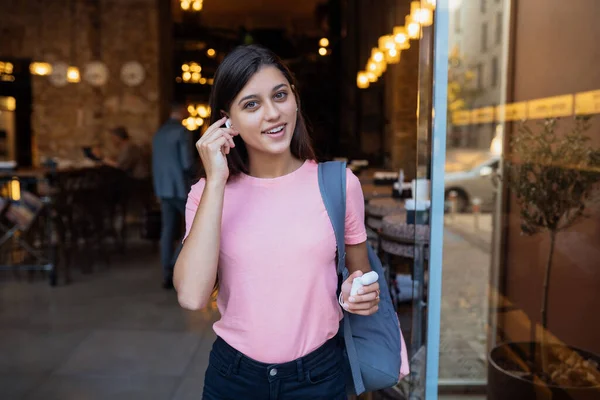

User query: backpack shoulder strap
[317,161,365,395]
[317,161,347,276]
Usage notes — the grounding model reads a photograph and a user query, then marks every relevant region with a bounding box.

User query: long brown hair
[205,45,316,180]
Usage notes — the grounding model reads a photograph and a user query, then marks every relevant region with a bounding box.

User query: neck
[247,150,304,179]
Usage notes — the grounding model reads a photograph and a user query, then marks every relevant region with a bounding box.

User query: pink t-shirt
[183,160,367,363]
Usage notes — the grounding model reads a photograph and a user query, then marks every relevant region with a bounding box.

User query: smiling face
[228,65,298,157]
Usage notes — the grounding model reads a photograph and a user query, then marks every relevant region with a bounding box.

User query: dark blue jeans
[159,197,186,279]
[202,336,347,400]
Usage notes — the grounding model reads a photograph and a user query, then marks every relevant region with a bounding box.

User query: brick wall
[0,0,163,164]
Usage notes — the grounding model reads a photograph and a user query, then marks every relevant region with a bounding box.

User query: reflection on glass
[438,0,511,391]
[487,116,600,399]
[439,0,600,398]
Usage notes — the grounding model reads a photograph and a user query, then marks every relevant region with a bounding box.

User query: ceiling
[201,0,322,15]
[173,0,325,32]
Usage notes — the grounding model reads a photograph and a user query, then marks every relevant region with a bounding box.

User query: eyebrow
[237,83,289,105]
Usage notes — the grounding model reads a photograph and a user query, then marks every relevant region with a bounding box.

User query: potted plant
[488,116,600,400]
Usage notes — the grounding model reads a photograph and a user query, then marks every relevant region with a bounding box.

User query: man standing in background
[152,103,195,289]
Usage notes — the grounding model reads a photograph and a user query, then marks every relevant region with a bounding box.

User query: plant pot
[488,342,600,400]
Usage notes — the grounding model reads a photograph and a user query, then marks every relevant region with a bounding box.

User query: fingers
[197,128,236,155]
[341,270,363,292]
[346,304,379,316]
[225,133,235,149]
[198,135,230,157]
[345,298,379,311]
[204,116,227,135]
[353,281,379,296]
[347,270,364,280]
[343,281,380,314]
[209,136,230,154]
[348,290,378,304]
[206,131,235,149]
[205,117,238,137]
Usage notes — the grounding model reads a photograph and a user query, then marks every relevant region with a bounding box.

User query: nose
[263,100,281,121]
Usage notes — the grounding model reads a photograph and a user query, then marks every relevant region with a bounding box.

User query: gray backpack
[318,161,404,395]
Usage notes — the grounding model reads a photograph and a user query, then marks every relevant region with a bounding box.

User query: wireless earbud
[225,119,232,129]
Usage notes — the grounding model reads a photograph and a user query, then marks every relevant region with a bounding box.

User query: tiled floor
[1,231,491,399]
[0,240,218,400]
[438,226,490,382]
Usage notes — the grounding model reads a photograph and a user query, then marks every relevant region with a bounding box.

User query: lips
[262,123,286,134]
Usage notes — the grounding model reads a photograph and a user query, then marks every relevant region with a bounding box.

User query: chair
[379,215,430,357]
[0,190,57,285]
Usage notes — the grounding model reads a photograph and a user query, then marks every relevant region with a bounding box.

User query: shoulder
[345,167,362,193]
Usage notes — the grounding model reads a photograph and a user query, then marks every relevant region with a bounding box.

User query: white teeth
[266,125,284,134]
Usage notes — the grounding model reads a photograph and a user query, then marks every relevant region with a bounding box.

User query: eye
[274,91,287,100]
[244,101,258,109]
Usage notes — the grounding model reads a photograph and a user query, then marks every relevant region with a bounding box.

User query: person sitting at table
[93,126,149,180]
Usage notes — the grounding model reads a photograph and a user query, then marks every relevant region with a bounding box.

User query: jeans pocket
[208,350,232,378]
[306,356,344,385]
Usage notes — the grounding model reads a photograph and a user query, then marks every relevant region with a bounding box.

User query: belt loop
[296,358,304,382]
[232,352,243,375]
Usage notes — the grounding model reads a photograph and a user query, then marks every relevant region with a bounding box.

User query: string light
[378,35,395,53]
[30,62,53,76]
[1,96,16,111]
[190,63,201,73]
[410,1,433,27]
[393,26,410,50]
[319,38,329,47]
[406,15,422,39]
[372,48,384,63]
[0,62,14,75]
[357,72,370,89]
[386,47,401,64]
[197,105,209,118]
[357,0,434,87]
[180,62,209,84]
[182,103,211,130]
[67,66,80,83]
[180,0,202,11]
[424,0,436,10]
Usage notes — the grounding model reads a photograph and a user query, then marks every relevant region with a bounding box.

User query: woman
[174,45,380,400]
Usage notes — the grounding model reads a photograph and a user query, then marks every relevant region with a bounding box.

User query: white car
[444,155,500,212]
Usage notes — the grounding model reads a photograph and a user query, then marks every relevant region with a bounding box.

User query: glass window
[482,22,488,52]
[496,12,503,44]
[455,8,461,33]
[436,1,600,398]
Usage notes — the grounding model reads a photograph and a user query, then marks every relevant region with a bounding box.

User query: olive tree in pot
[488,116,600,400]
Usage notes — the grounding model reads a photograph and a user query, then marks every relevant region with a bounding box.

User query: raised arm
[173,117,238,310]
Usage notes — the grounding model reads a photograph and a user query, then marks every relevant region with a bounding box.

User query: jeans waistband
[212,336,342,379]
